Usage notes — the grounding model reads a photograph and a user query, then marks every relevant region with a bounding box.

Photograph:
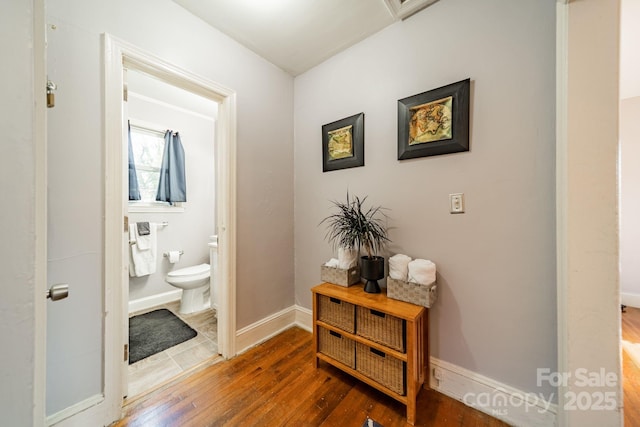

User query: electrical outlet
[449,193,464,214]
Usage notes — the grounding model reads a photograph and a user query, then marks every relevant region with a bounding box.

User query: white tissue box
[320,265,361,287]
[387,277,437,308]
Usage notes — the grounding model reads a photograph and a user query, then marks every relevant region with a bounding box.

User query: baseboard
[46,393,104,426]
[622,292,640,308]
[430,357,557,426]
[294,305,313,331]
[128,290,182,314]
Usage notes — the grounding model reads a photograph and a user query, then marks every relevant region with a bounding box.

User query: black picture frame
[322,112,364,172]
[397,79,470,160]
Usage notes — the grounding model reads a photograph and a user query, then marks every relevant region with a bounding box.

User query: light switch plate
[450,193,464,214]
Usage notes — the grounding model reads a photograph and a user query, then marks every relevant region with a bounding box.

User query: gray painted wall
[293,0,557,396]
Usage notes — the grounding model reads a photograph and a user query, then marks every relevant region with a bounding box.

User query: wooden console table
[312,282,428,425]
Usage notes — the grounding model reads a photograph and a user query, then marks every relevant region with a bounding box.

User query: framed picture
[322,112,364,172]
[397,78,470,160]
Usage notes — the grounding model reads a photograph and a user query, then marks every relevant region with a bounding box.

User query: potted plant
[320,193,390,293]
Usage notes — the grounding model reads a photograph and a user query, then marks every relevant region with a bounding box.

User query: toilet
[166,263,210,314]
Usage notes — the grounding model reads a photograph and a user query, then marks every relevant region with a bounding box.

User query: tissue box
[320,265,361,287]
[387,277,437,308]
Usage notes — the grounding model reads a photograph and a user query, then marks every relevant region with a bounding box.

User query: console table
[311,282,428,425]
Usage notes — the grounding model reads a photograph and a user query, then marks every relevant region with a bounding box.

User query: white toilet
[166,263,210,314]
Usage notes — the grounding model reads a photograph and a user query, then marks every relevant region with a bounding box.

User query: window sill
[128,204,185,213]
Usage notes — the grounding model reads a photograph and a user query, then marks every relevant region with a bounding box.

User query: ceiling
[173,0,639,97]
[172,0,438,76]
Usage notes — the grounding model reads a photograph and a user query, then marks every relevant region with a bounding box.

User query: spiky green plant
[320,193,390,259]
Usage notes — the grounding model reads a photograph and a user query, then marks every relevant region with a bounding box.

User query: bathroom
[126,69,220,397]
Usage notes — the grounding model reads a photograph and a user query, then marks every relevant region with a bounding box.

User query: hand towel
[338,247,358,269]
[389,254,412,281]
[407,259,436,285]
[136,221,150,236]
[129,223,157,277]
[324,258,340,268]
[135,222,153,250]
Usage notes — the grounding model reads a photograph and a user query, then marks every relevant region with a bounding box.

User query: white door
[44,17,121,427]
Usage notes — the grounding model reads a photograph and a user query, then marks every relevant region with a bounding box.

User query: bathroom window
[128,124,184,212]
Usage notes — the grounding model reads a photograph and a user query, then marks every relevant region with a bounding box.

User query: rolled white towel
[338,247,358,269]
[389,254,412,281]
[324,258,340,268]
[407,259,436,285]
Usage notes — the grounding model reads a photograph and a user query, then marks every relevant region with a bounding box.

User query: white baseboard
[622,292,640,308]
[294,305,312,332]
[46,394,104,426]
[235,305,312,354]
[236,306,297,354]
[430,357,557,426]
[128,290,182,314]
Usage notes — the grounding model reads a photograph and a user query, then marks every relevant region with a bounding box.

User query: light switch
[449,193,464,214]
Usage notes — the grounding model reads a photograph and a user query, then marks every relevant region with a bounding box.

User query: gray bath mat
[129,308,197,364]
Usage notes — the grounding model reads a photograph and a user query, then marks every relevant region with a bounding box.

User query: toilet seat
[167,263,210,280]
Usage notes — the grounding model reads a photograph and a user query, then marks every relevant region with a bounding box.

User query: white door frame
[104,32,237,407]
[555,1,622,425]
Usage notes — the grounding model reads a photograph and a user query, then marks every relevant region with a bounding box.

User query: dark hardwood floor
[113,327,508,427]
[623,306,640,427]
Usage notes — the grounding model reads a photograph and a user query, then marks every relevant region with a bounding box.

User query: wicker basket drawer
[318,327,356,369]
[318,295,355,333]
[356,306,406,352]
[355,342,406,395]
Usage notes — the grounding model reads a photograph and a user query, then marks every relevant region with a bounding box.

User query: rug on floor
[129,308,197,364]
[362,417,384,427]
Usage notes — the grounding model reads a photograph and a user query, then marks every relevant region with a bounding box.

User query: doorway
[124,68,221,397]
[104,33,237,416]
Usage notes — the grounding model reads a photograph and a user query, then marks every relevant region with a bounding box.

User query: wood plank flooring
[622,306,640,427]
[113,327,508,427]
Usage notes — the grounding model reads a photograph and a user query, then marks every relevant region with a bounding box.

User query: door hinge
[124,215,129,232]
[124,344,129,361]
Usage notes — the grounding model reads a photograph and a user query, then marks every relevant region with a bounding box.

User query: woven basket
[318,295,355,333]
[387,277,437,308]
[320,265,361,287]
[318,327,355,369]
[356,342,406,395]
[356,307,405,352]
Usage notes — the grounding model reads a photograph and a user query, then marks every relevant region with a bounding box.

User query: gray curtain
[128,121,141,201]
[156,130,187,203]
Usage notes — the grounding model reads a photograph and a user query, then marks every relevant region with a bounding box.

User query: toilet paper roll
[168,250,181,264]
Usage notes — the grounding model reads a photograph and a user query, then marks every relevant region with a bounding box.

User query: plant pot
[361,256,384,293]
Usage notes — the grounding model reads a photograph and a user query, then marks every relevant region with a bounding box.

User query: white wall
[620,96,640,307]
[45,0,294,416]
[294,0,557,397]
[127,86,217,303]
[0,1,42,424]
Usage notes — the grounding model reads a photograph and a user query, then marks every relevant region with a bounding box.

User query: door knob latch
[46,283,69,301]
